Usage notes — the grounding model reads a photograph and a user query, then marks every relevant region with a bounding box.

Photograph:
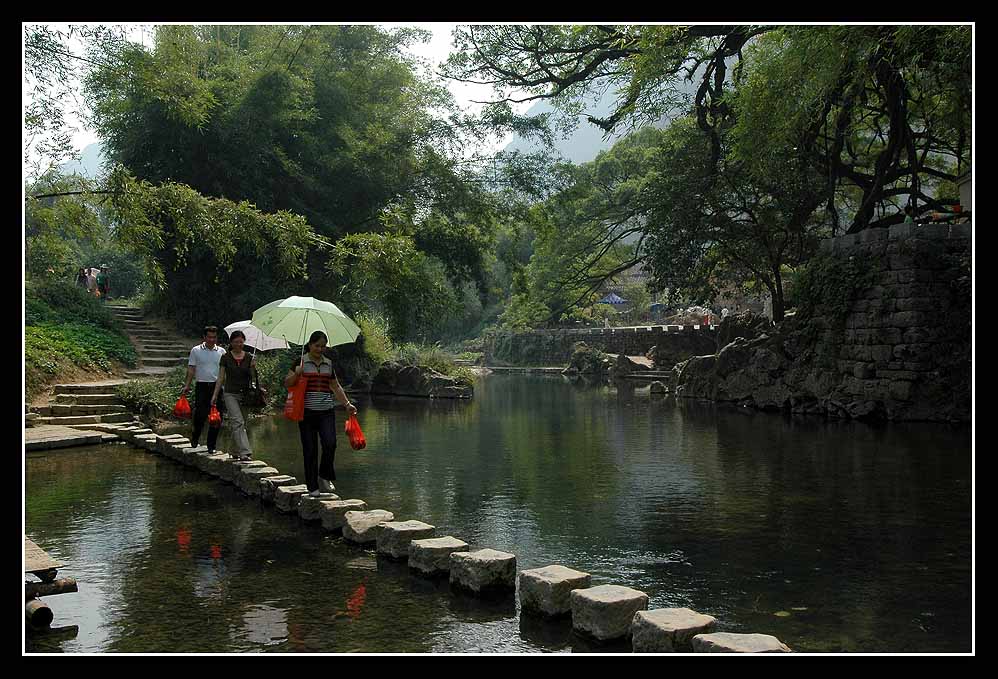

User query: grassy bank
[25,280,137,399]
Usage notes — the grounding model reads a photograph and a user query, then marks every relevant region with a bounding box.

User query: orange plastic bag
[173,395,192,419]
[284,377,307,422]
[344,413,366,450]
[208,404,222,428]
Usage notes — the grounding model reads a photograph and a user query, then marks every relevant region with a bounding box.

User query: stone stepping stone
[260,476,298,504]
[691,633,791,653]
[631,608,717,652]
[570,585,649,642]
[519,565,592,618]
[376,521,435,560]
[237,467,281,496]
[449,548,516,597]
[179,446,208,465]
[409,536,469,576]
[220,459,264,481]
[298,493,341,521]
[319,499,368,531]
[275,484,309,513]
[196,452,229,472]
[342,510,395,545]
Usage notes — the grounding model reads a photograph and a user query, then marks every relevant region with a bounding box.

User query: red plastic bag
[208,405,222,428]
[344,413,366,450]
[284,377,307,422]
[173,395,192,419]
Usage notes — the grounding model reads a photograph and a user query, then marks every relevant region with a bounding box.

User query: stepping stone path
[570,585,649,642]
[691,632,791,653]
[299,493,341,521]
[31,324,793,654]
[342,510,395,544]
[377,521,436,560]
[449,549,517,596]
[319,499,368,531]
[409,537,469,576]
[519,565,591,618]
[631,608,717,652]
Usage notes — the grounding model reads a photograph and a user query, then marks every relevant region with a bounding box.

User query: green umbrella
[250,296,361,349]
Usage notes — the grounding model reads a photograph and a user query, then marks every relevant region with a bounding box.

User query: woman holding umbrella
[285,330,358,497]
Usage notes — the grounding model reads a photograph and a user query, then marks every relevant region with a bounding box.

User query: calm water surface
[25,375,972,652]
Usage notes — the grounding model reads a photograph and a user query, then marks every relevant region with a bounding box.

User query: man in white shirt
[182,326,227,453]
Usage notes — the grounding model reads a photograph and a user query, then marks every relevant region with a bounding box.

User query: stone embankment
[488,325,718,367]
[665,223,971,422]
[72,421,791,652]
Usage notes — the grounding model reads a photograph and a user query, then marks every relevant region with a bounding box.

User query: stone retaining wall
[672,222,971,422]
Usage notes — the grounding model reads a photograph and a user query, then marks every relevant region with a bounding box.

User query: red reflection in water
[346,582,366,619]
[176,527,191,553]
[210,544,223,560]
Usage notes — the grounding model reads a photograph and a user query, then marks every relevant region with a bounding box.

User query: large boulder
[716,310,774,348]
[563,342,611,377]
[672,355,718,399]
[613,354,650,375]
[371,362,473,399]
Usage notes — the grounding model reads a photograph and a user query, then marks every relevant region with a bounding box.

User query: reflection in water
[26,376,971,652]
[238,604,288,646]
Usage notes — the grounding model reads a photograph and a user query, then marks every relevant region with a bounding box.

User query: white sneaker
[318,477,336,493]
[309,490,321,498]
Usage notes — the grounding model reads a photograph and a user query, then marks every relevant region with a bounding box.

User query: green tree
[445,24,971,233]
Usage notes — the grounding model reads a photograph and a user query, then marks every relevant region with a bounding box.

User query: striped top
[302,356,337,411]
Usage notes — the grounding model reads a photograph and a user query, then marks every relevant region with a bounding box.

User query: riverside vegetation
[25,279,136,399]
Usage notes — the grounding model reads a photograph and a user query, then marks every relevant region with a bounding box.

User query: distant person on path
[182,326,227,454]
[284,330,357,498]
[85,267,99,296]
[75,267,88,289]
[96,265,110,302]
[721,307,730,319]
[210,330,263,461]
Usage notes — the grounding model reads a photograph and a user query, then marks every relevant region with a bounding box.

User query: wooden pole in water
[25,578,78,600]
[25,599,53,629]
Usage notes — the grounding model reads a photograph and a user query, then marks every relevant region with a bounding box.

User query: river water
[25,375,972,653]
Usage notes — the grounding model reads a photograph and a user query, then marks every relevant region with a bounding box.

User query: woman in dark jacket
[211,330,264,461]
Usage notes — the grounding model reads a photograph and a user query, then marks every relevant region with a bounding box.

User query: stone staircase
[26,305,191,432]
[106,304,191,379]
[29,380,138,427]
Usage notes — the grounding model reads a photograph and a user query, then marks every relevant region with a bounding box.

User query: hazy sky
[26,22,528,163]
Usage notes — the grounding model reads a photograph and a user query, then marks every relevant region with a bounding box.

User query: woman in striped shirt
[284,330,357,497]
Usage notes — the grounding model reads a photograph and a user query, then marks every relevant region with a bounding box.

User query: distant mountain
[502,76,702,165]
[59,142,107,178]
[503,95,632,164]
